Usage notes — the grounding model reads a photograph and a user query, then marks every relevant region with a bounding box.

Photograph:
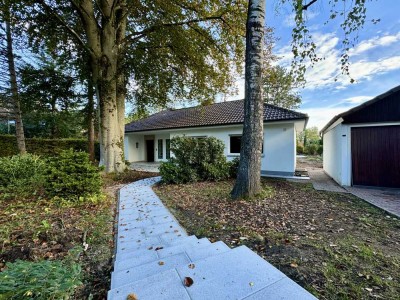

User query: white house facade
[125,100,308,177]
[321,85,400,188]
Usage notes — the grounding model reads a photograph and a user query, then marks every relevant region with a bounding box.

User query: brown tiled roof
[125,100,308,133]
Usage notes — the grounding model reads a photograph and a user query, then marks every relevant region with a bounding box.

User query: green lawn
[154,178,400,300]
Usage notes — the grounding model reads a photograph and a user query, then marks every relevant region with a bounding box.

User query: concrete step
[115,235,211,262]
[108,246,316,300]
[111,241,231,289]
[116,221,186,247]
[116,235,198,257]
[114,239,225,272]
[114,238,211,271]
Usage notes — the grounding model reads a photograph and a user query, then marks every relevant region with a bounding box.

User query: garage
[351,126,400,188]
[321,85,400,188]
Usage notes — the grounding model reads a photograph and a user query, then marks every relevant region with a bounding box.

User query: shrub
[0,135,100,160]
[317,145,323,155]
[228,157,240,178]
[296,145,304,154]
[160,136,231,184]
[44,149,102,202]
[0,253,82,299]
[0,154,45,200]
[305,144,318,155]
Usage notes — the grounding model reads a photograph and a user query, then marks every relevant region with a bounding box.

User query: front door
[146,140,155,162]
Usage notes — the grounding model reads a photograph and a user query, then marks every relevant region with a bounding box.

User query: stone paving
[130,162,160,173]
[108,177,317,300]
[308,169,349,193]
[345,187,400,218]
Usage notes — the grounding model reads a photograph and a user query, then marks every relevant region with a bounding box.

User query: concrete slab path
[108,177,317,300]
[308,169,349,193]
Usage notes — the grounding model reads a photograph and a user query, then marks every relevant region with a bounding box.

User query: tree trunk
[5,11,26,155]
[87,76,95,162]
[231,0,265,199]
[75,0,126,173]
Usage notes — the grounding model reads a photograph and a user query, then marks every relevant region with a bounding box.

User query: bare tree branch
[302,0,318,11]
[36,0,94,55]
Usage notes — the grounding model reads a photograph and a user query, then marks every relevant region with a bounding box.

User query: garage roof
[321,85,400,134]
[125,100,308,133]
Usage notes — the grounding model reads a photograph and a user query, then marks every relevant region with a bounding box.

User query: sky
[230,0,400,130]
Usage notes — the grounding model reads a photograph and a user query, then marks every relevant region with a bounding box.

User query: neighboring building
[125,100,308,177]
[321,85,400,188]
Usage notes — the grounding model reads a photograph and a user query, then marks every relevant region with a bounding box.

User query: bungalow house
[321,85,400,188]
[124,100,308,177]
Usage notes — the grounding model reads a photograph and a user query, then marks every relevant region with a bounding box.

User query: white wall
[124,134,145,162]
[125,122,298,175]
[323,124,344,185]
[262,123,296,174]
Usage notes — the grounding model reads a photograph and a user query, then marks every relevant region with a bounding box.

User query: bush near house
[160,136,236,184]
[0,134,100,160]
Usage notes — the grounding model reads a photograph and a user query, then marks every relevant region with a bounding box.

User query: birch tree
[232,0,375,199]
[231,0,265,199]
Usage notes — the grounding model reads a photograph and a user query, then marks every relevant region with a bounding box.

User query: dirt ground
[297,155,323,170]
[154,178,400,299]
[0,170,158,299]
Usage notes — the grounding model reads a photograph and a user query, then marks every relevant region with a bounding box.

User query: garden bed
[0,169,157,299]
[154,179,400,299]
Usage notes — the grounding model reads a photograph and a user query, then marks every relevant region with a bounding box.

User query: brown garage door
[351,125,400,188]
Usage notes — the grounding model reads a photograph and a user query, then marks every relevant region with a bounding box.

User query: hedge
[0,135,100,160]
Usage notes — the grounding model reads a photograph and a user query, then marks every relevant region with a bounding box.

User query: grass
[154,178,400,300]
[0,169,157,299]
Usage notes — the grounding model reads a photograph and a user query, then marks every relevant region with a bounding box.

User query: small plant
[0,249,82,299]
[44,149,102,202]
[0,154,45,200]
[296,145,304,154]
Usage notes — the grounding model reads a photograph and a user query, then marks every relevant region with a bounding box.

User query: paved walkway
[308,169,400,218]
[308,169,349,193]
[108,177,317,300]
[345,187,400,218]
[130,162,161,173]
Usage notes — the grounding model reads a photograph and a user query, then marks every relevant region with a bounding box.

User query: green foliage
[229,157,240,178]
[0,135,99,160]
[0,249,82,300]
[0,154,45,200]
[296,145,304,154]
[44,149,102,202]
[263,65,302,109]
[305,144,318,155]
[160,136,234,184]
[317,145,323,155]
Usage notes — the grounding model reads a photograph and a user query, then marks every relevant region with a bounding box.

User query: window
[166,139,171,159]
[230,135,241,154]
[230,135,264,154]
[158,139,163,159]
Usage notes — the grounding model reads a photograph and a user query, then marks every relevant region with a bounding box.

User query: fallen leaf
[158,261,165,265]
[155,246,164,251]
[188,263,195,269]
[290,263,298,268]
[127,293,138,300]
[249,282,254,287]
[365,288,373,292]
[184,277,194,287]
[148,246,153,250]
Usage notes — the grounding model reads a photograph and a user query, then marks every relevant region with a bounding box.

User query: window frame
[157,139,163,159]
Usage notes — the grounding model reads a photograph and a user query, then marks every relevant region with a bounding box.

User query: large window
[158,139,163,159]
[166,139,171,159]
[230,135,242,153]
[230,135,263,154]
